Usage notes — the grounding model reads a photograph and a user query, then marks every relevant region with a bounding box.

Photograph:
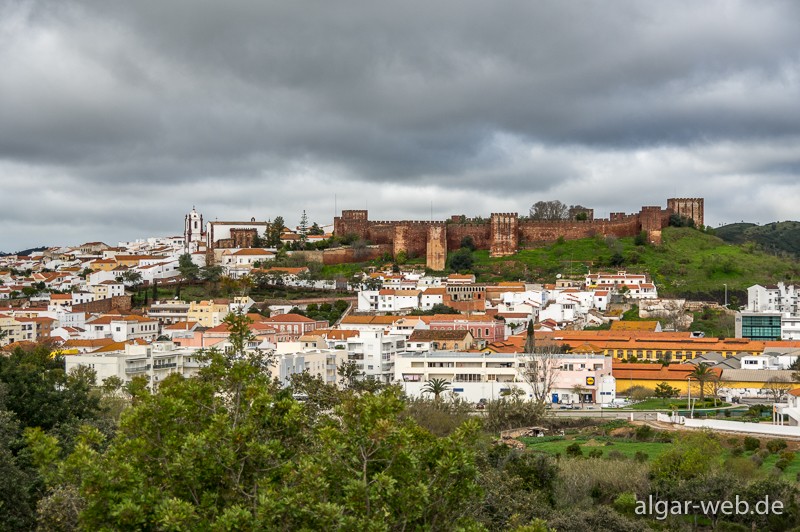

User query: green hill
[716,221,800,258]
[467,227,800,303]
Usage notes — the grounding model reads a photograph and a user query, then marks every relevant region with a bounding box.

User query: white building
[395,351,615,404]
[65,340,204,389]
[272,348,348,387]
[346,330,406,382]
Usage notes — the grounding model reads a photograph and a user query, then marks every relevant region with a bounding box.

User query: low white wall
[683,418,800,437]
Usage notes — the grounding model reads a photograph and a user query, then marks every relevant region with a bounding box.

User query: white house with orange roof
[84,314,160,342]
[420,287,446,310]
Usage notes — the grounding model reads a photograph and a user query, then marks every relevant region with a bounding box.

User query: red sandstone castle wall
[335,200,696,262]
[445,223,492,251]
[322,245,392,265]
[518,216,641,246]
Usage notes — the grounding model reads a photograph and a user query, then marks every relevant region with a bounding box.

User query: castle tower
[426,225,447,271]
[667,198,704,228]
[184,207,204,253]
[489,213,519,257]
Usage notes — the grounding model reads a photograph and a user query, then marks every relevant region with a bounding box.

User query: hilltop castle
[334,198,704,270]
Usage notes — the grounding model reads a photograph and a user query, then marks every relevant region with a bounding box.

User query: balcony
[153,362,177,370]
[125,364,150,374]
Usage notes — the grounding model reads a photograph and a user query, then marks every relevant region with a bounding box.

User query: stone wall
[321,245,392,265]
[73,295,132,314]
[332,199,700,265]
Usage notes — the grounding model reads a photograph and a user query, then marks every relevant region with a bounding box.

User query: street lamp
[687,376,692,419]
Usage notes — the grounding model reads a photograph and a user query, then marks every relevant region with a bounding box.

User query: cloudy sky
[1,0,799,251]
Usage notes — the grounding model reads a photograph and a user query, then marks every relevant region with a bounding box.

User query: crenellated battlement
[333,199,702,264]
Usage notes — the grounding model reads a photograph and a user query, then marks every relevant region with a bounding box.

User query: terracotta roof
[264,313,316,323]
[315,329,360,340]
[164,321,199,331]
[422,288,446,295]
[232,248,276,256]
[610,321,661,331]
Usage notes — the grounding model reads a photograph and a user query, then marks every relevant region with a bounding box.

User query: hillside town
[3,204,800,437]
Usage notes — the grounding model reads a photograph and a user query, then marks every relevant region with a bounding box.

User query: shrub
[613,492,638,515]
[724,410,732,418]
[635,425,653,441]
[556,459,650,507]
[743,436,761,452]
[775,459,790,471]
[750,454,764,468]
[779,451,795,463]
[731,446,744,457]
[607,450,626,461]
[566,443,583,458]
[634,451,649,463]
[758,449,771,459]
[587,449,603,459]
[767,439,788,454]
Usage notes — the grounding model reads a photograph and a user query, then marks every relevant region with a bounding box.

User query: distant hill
[0,246,48,257]
[716,221,800,258]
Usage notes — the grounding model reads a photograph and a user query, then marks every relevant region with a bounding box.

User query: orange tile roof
[264,313,316,323]
[610,321,661,331]
[422,288,446,295]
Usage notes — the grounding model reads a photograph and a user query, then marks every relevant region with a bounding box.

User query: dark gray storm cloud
[1,0,799,250]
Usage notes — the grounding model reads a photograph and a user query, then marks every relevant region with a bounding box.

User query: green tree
[654,382,679,402]
[266,216,285,248]
[309,222,324,236]
[298,210,309,248]
[689,363,714,402]
[422,378,451,401]
[178,253,200,280]
[449,247,474,272]
[199,264,224,283]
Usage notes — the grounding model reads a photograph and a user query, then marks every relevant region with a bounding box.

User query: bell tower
[184,206,204,253]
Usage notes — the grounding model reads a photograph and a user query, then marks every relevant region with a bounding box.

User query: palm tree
[689,363,714,402]
[422,378,451,401]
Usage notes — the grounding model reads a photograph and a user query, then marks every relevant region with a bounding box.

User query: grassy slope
[717,221,800,258]
[522,435,800,480]
[468,227,800,299]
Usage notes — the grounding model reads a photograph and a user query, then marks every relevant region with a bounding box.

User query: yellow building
[187,300,231,328]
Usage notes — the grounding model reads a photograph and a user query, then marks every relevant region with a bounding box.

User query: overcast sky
[1,1,799,251]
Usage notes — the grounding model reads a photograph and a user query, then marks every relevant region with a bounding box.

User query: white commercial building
[394,351,615,404]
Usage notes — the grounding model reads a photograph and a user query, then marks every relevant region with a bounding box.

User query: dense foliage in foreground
[2,338,800,530]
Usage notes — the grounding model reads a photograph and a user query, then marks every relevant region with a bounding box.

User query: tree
[422,378,451,401]
[689,363,715,402]
[654,382,679,402]
[571,384,588,407]
[567,205,590,221]
[199,264,224,283]
[178,253,200,281]
[763,377,792,403]
[449,247,474,272]
[266,216,285,248]
[520,321,561,407]
[529,200,569,221]
[298,210,309,248]
[460,235,477,251]
[120,269,143,289]
[309,222,324,236]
